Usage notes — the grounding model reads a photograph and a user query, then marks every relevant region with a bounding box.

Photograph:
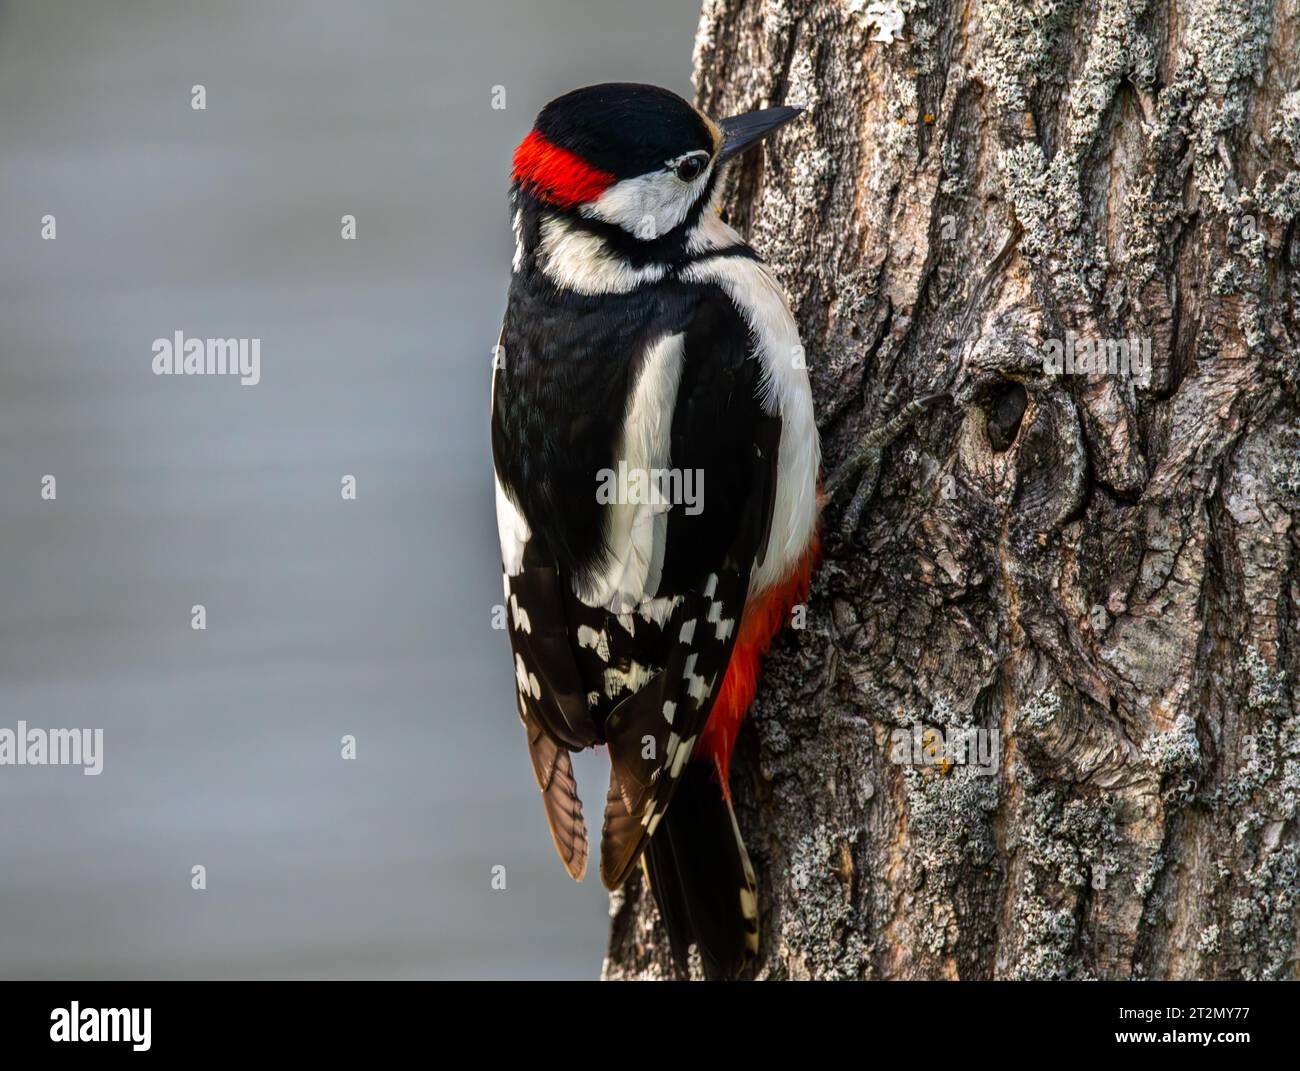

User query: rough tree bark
[604,0,1300,980]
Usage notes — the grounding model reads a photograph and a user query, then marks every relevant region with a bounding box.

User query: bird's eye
[674,156,705,182]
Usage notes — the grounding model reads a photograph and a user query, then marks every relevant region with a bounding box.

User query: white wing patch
[638,595,682,626]
[508,593,532,634]
[669,733,696,777]
[514,653,541,700]
[576,624,611,662]
[604,660,655,699]
[576,333,685,614]
[495,474,531,578]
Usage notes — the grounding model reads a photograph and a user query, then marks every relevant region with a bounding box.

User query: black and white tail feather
[641,763,760,980]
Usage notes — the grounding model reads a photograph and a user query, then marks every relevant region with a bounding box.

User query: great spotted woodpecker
[491,83,820,979]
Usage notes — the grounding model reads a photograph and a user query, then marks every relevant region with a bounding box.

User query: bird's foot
[827,392,949,538]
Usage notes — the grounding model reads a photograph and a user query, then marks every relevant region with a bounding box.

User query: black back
[492,267,765,606]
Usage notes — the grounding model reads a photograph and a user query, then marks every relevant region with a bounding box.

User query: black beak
[717,105,804,161]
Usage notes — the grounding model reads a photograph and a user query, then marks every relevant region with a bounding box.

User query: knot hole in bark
[985,382,1029,453]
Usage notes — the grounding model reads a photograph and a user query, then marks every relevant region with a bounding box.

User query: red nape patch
[512,130,616,209]
[698,534,822,793]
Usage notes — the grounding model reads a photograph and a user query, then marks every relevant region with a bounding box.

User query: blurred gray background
[0,0,700,979]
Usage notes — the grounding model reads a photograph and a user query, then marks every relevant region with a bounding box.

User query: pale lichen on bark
[605,0,1300,980]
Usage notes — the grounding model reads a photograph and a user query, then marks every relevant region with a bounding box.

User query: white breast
[680,253,820,594]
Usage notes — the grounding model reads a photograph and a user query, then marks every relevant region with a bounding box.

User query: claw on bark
[828,392,950,537]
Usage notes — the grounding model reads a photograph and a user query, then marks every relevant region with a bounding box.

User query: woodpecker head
[511,83,802,252]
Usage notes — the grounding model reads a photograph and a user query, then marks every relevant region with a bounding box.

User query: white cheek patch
[537,216,668,295]
[580,160,714,240]
[685,179,741,254]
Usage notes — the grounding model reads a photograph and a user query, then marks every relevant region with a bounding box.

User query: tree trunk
[604,0,1300,981]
